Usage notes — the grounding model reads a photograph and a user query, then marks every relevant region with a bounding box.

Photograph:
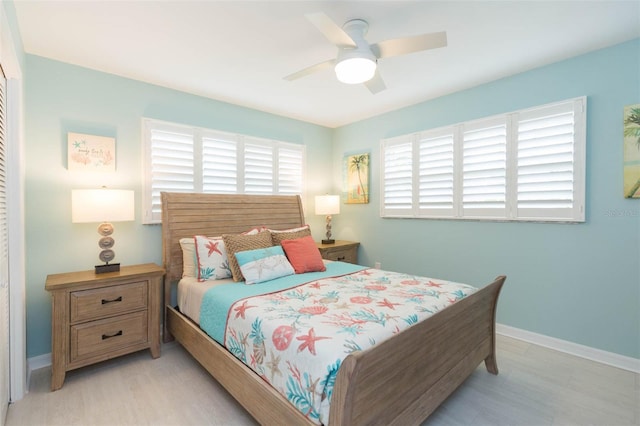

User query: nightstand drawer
[70,311,148,362]
[70,281,148,323]
[322,247,357,263]
[316,240,360,264]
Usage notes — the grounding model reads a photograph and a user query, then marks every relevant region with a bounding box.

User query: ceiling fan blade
[284,59,335,81]
[371,31,447,59]
[305,12,357,48]
[365,71,386,94]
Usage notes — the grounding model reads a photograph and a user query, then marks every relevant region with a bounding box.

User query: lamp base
[321,239,335,244]
[95,263,120,274]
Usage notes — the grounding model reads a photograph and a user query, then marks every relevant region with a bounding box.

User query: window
[143,119,305,223]
[381,97,586,222]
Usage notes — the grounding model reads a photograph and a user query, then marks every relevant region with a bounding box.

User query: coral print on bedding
[204,264,478,425]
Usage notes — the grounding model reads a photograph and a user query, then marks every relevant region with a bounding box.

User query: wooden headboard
[161,192,305,286]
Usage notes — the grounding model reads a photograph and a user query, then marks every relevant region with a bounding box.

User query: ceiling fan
[284,12,447,94]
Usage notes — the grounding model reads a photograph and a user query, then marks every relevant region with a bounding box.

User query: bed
[161,192,505,425]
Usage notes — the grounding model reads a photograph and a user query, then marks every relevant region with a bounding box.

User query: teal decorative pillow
[234,246,295,285]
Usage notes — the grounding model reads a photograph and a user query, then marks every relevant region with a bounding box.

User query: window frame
[380,97,586,223]
[142,118,306,224]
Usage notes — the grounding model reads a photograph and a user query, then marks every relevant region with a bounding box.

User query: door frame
[1,2,27,402]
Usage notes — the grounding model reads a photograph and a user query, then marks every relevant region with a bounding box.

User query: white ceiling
[13,1,640,128]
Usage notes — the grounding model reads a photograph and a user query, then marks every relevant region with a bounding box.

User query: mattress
[177,276,234,324]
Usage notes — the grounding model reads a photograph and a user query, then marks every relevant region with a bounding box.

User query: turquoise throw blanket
[199,262,367,343]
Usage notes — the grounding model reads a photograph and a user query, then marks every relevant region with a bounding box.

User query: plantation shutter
[244,138,274,194]
[380,97,585,222]
[202,131,237,193]
[516,99,585,220]
[143,119,305,224]
[381,136,414,216]
[144,121,195,223]
[278,144,304,195]
[418,129,455,216]
[462,118,507,218]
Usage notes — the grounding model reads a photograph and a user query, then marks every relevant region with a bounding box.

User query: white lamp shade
[72,189,135,223]
[315,195,340,215]
[335,57,376,84]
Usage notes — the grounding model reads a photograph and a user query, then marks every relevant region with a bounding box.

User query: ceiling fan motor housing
[335,19,377,84]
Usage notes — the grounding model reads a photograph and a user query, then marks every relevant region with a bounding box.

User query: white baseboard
[497,323,640,373]
[25,352,51,391]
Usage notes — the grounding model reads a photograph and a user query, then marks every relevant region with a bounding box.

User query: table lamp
[315,194,340,244]
[72,188,135,273]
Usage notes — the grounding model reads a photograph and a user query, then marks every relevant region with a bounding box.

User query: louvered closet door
[0,65,9,425]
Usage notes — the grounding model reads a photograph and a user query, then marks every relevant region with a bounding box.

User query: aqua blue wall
[332,39,640,359]
[24,40,639,360]
[24,55,333,357]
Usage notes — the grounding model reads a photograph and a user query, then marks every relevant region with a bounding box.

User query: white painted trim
[497,323,640,373]
[1,0,27,404]
[25,353,50,391]
[7,77,26,403]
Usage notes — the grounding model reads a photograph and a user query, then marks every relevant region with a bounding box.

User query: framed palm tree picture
[624,104,640,198]
[344,152,369,204]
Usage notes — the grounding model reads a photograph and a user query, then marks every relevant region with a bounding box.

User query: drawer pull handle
[102,330,123,340]
[337,256,345,261]
[101,296,122,305]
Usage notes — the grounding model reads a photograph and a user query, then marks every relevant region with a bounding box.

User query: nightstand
[316,240,360,264]
[45,263,164,391]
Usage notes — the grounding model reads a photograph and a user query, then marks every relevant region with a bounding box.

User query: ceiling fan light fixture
[335,56,376,85]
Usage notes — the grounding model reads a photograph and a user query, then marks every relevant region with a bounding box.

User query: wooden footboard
[330,275,505,425]
[166,276,504,426]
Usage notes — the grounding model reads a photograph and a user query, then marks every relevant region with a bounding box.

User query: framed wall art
[68,132,116,172]
[623,104,640,198]
[343,152,369,204]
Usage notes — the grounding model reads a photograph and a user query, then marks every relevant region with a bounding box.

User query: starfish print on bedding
[234,300,256,319]
[309,281,323,290]
[377,298,400,310]
[296,327,330,356]
[266,350,283,381]
[206,240,223,257]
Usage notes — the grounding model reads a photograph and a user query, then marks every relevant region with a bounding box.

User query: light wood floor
[6,335,639,426]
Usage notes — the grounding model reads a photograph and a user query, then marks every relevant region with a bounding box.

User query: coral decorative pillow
[280,236,326,274]
[222,231,273,281]
[270,225,311,246]
[235,246,295,285]
[194,236,231,281]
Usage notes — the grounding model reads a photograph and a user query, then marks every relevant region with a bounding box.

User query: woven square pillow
[270,224,311,246]
[280,235,326,274]
[235,246,295,285]
[194,236,231,281]
[222,231,274,281]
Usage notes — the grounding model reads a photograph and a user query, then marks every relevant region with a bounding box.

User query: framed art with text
[68,132,116,171]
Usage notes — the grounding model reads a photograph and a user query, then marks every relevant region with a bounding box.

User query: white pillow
[194,236,232,281]
[179,238,197,278]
